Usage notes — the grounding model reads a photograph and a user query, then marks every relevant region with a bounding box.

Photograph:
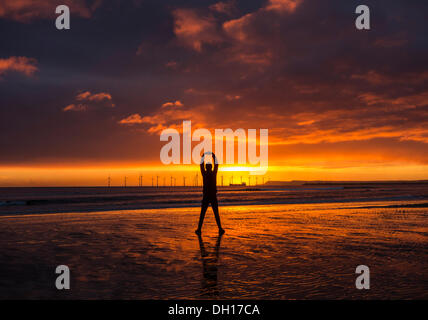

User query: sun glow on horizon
[0,163,427,187]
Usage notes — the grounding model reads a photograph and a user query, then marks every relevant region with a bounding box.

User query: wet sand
[0,201,427,299]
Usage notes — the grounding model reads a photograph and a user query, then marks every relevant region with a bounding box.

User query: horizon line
[1,179,428,188]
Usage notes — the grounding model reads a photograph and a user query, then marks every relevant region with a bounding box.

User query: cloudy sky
[0,0,427,185]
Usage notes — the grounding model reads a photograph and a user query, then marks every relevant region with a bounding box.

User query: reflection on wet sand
[197,234,223,297]
[0,201,427,299]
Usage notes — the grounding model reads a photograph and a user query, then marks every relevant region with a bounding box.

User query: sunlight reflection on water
[0,201,426,299]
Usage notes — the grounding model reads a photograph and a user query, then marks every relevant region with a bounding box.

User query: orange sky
[1,0,427,186]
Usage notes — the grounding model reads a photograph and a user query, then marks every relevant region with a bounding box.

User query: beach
[0,190,427,299]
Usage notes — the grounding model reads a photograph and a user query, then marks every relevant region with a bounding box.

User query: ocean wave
[0,184,427,215]
[0,201,27,206]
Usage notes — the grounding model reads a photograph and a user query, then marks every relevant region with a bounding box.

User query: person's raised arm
[200,153,206,174]
[212,152,219,174]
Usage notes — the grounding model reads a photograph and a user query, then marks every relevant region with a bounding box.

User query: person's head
[206,162,213,172]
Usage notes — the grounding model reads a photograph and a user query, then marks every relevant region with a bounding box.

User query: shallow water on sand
[0,201,426,299]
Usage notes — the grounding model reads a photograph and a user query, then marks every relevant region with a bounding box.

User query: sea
[1,182,428,215]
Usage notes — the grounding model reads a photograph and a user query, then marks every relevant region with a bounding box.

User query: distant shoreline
[1,180,428,188]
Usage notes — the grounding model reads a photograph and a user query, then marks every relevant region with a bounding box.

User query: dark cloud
[0,0,99,22]
[0,56,37,77]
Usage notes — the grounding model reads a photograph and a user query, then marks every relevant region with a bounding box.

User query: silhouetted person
[195,152,225,235]
[197,234,223,297]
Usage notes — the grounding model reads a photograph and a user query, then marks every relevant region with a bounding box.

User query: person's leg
[211,197,224,233]
[196,197,209,233]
